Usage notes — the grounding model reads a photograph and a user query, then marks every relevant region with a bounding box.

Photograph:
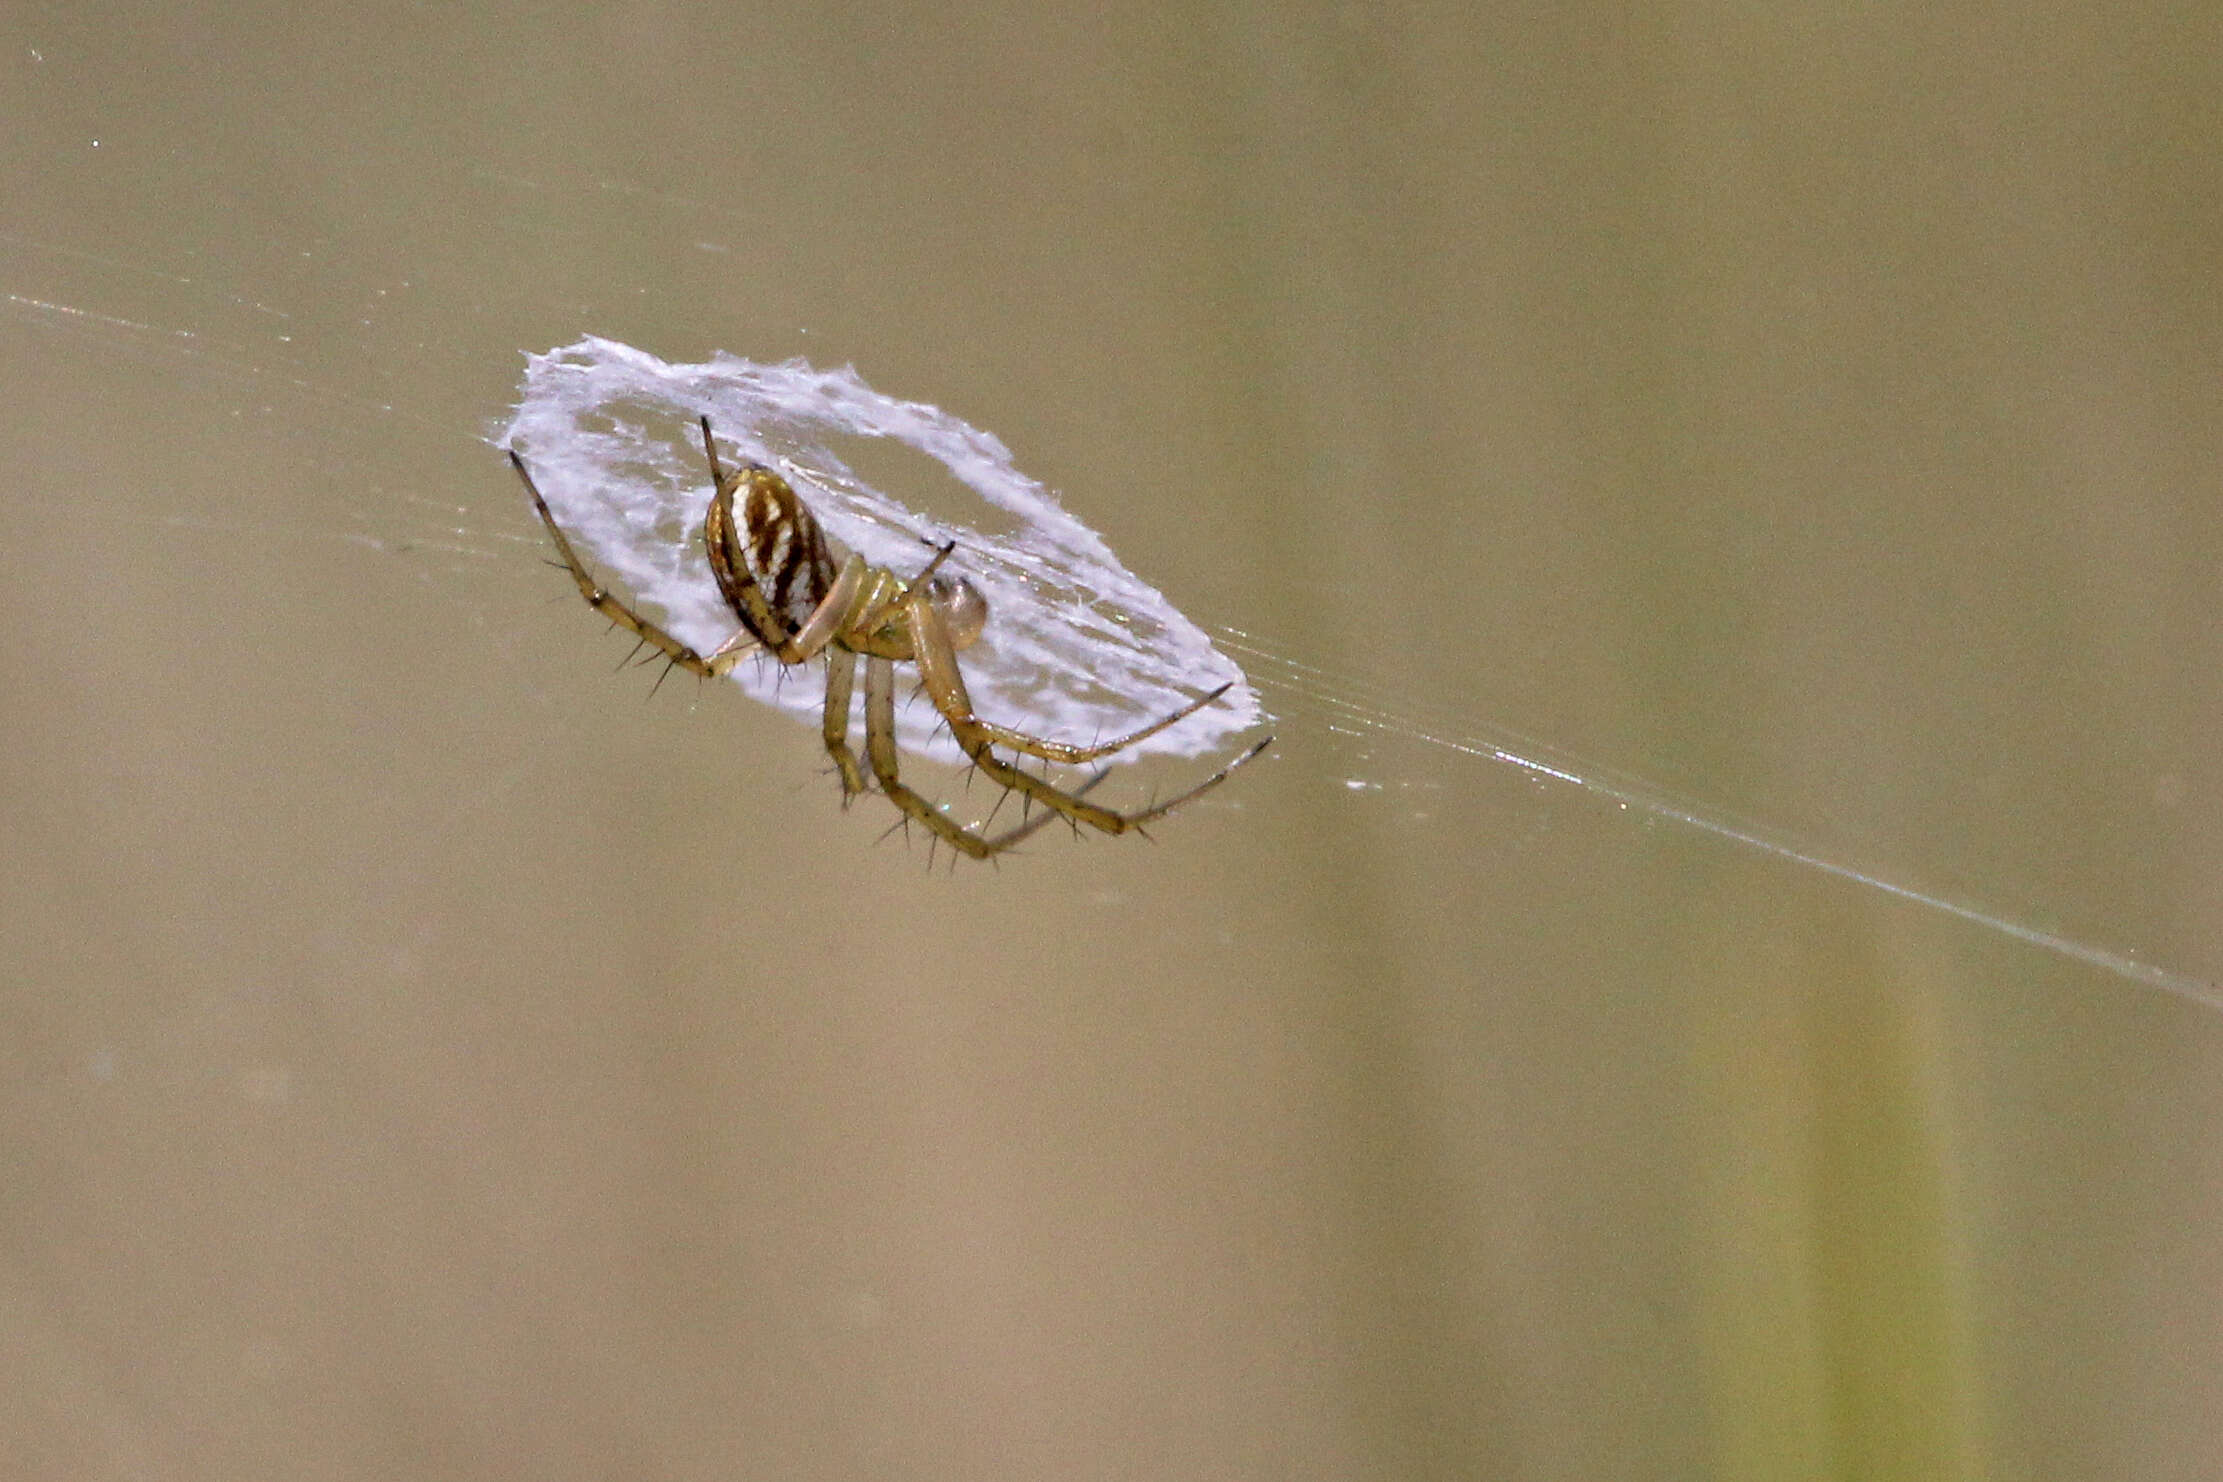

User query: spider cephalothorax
[508,419,1267,857]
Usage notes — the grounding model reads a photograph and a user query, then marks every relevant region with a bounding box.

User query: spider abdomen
[708,466,841,644]
[743,473,838,628]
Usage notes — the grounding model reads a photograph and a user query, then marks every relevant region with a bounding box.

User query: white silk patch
[495,338,1263,763]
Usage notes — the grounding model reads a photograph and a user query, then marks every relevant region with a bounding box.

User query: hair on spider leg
[979,777,1022,831]
[1133,784,1164,844]
[817,762,873,808]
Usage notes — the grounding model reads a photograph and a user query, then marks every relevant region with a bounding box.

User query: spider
[507,418,1270,858]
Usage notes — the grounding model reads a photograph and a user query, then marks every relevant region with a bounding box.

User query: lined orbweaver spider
[507,419,1270,858]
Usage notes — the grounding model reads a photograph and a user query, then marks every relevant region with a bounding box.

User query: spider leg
[861,656,1079,859]
[964,683,1238,764]
[698,415,729,488]
[898,587,1270,833]
[963,732,1271,836]
[911,540,957,585]
[820,646,870,800]
[508,449,752,680]
[785,554,868,659]
[897,579,1235,763]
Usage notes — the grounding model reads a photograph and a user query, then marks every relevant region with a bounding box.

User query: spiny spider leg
[891,581,1265,832]
[509,449,752,679]
[961,728,1270,838]
[861,656,1098,859]
[894,569,1233,765]
[962,682,1235,763]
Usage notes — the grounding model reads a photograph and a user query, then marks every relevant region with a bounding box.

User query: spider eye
[930,576,989,648]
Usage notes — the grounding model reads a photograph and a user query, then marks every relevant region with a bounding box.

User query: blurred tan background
[5,3,2223,1478]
